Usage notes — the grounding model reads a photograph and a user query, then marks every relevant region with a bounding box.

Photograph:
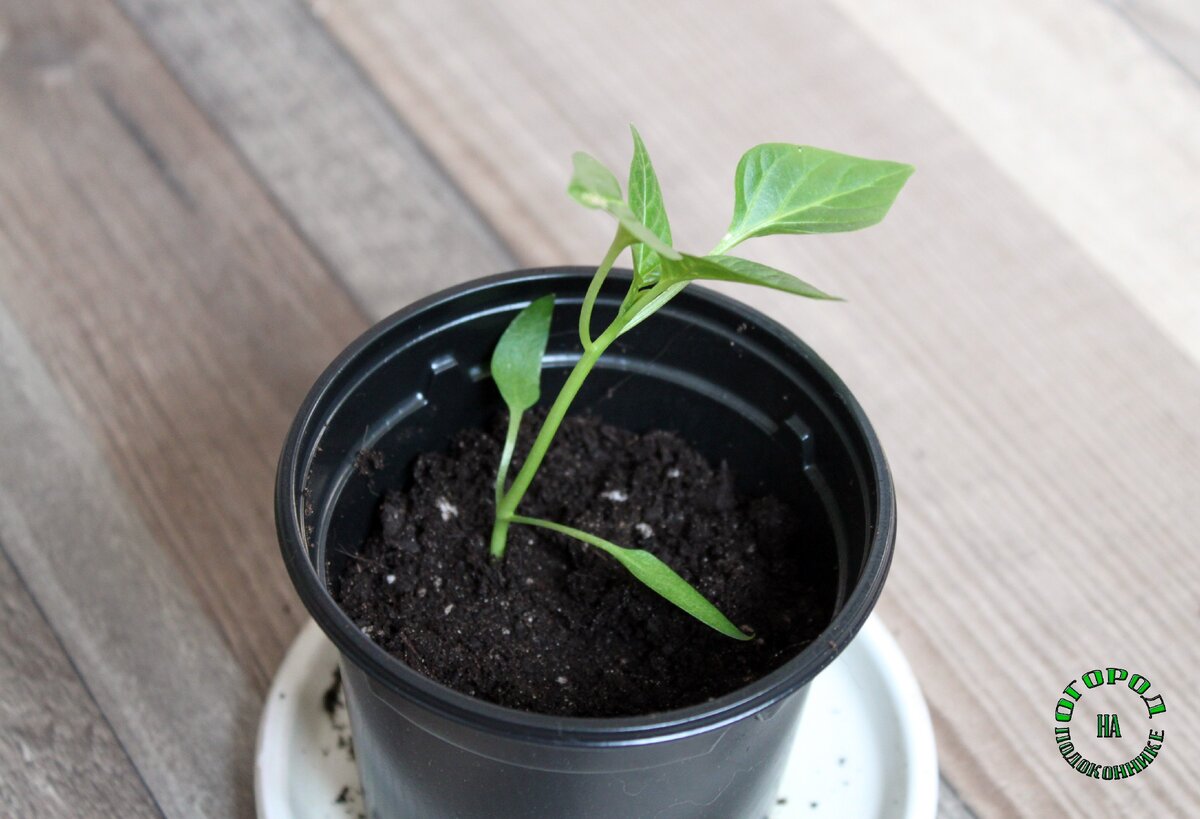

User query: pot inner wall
[304,277,871,640]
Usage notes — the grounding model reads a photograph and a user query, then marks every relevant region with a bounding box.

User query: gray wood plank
[0,548,161,819]
[0,0,379,812]
[936,778,977,819]
[0,0,370,688]
[0,298,258,818]
[831,0,1200,364]
[113,0,516,315]
[0,0,477,811]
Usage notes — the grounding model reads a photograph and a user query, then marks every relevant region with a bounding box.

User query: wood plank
[0,0,377,812]
[303,1,1200,815]
[113,0,516,314]
[0,548,160,819]
[828,0,1200,363]
[934,779,977,819]
[1110,0,1200,81]
[0,296,258,817]
[0,0,365,687]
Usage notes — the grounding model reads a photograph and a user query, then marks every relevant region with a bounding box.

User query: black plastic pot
[276,268,895,819]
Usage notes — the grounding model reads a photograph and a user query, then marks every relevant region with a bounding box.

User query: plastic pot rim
[275,267,895,749]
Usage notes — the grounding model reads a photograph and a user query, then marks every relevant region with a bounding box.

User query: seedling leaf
[685,255,841,300]
[717,144,914,252]
[491,294,555,414]
[618,254,837,338]
[512,515,751,640]
[628,126,673,285]
[568,152,680,260]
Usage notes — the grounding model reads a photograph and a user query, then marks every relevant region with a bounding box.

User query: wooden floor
[1,0,1197,816]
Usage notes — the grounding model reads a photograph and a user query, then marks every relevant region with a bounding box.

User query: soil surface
[333,414,833,717]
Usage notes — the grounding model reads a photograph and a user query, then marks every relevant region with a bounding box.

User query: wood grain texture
[0,0,375,813]
[306,1,1200,815]
[0,296,258,817]
[113,0,515,314]
[830,0,1200,364]
[932,780,977,819]
[0,0,365,685]
[0,548,160,819]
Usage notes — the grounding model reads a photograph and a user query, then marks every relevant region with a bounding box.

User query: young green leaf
[714,144,914,253]
[683,254,840,300]
[627,126,672,285]
[490,294,555,414]
[617,254,838,337]
[568,152,680,261]
[511,515,751,640]
[568,151,623,208]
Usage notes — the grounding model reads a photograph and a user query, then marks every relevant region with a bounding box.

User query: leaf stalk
[579,229,629,349]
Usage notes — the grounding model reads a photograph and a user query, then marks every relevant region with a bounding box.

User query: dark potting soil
[333,414,834,717]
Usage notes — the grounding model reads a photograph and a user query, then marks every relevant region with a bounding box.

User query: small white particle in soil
[385,574,396,585]
[667,468,681,478]
[443,604,455,615]
[524,577,534,586]
[556,676,568,685]
[600,489,628,502]
[432,575,444,590]
[501,627,511,635]
[417,587,427,598]
[436,497,459,521]
[634,522,654,539]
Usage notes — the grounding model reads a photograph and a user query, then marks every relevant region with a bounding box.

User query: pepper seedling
[489,127,913,639]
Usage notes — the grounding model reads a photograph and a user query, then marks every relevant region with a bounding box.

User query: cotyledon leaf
[490,294,555,413]
[511,515,751,640]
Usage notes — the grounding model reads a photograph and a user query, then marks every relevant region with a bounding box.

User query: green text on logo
[1053,667,1166,781]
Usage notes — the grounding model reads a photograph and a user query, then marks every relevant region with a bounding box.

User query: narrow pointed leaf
[628,126,672,284]
[512,516,750,640]
[568,152,680,260]
[601,542,750,641]
[690,255,841,300]
[490,294,554,413]
[717,144,913,251]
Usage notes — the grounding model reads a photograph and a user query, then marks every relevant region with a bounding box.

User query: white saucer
[256,616,938,818]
